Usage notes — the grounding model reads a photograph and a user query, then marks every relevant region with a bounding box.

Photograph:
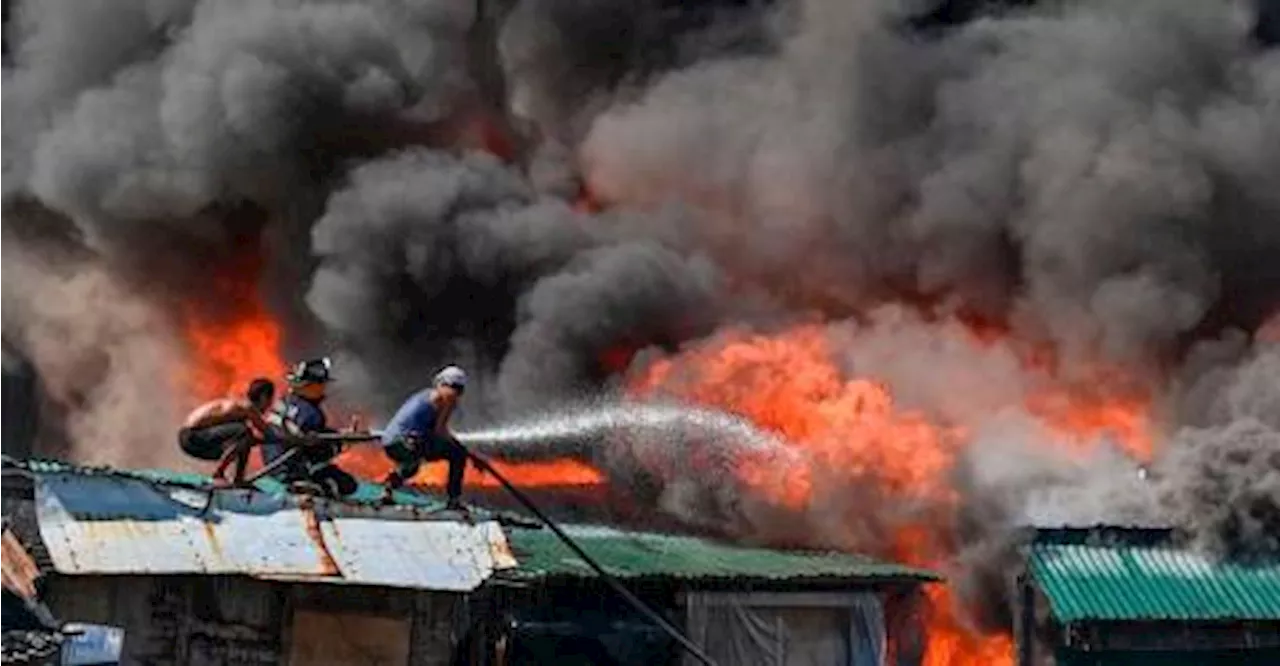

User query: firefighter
[178,378,275,484]
[378,365,470,509]
[265,358,359,498]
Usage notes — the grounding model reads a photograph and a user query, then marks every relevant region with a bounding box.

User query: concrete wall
[44,575,461,666]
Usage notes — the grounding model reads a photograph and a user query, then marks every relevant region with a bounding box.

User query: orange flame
[338,447,605,488]
[175,251,607,488]
[630,323,1154,666]
[182,309,285,403]
[179,268,286,405]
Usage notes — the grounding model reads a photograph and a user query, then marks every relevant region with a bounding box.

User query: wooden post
[1015,573,1035,666]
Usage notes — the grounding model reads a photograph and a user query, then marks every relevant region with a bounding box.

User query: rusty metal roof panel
[318,515,515,591]
[36,473,336,576]
[31,472,513,591]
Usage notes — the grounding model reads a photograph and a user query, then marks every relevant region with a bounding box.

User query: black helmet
[288,357,333,386]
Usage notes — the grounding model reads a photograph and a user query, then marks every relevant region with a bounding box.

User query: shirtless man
[178,378,275,483]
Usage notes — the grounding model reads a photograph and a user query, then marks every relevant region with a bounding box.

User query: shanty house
[476,525,938,666]
[3,457,939,666]
[3,458,508,666]
[1013,526,1280,666]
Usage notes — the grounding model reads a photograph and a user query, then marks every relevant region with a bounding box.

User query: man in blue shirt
[379,365,469,508]
[265,357,359,498]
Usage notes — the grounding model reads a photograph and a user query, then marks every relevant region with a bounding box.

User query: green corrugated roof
[502,524,941,583]
[1028,528,1280,622]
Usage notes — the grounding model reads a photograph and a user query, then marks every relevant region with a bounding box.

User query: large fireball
[628,322,1155,665]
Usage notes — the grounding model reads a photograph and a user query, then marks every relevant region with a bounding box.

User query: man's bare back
[184,398,260,431]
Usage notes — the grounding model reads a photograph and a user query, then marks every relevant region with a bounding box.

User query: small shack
[3,457,939,666]
[1014,526,1280,666]
[476,525,937,666]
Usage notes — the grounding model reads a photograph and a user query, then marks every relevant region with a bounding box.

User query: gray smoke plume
[1160,418,1280,559]
[305,148,724,418]
[1,226,188,468]
[16,0,470,254]
[581,0,1280,362]
[1155,344,1280,559]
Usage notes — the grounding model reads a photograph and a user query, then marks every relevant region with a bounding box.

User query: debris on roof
[1027,527,1280,622]
[501,524,941,583]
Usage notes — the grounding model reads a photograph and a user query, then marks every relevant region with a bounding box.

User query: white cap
[433,365,468,390]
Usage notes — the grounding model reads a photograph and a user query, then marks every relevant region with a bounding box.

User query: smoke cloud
[1,224,187,468]
[5,0,1280,642]
[1156,344,1280,558]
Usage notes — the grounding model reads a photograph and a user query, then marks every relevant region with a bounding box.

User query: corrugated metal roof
[15,457,938,588]
[1028,527,1280,622]
[319,517,515,591]
[16,458,440,509]
[502,524,941,582]
[33,471,515,592]
[13,457,534,522]
[37,473,338,576]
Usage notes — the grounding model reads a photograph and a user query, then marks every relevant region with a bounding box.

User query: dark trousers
[180,422,251,460]
[383,435,466,501]
[296,442,358,498]
[305,463,359,498]
[263,438,358,498]
[179,422,253,483]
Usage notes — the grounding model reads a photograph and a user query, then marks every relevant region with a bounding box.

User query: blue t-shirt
[262,394,332,473]
[275,394,330,434]
[381,389,438,447]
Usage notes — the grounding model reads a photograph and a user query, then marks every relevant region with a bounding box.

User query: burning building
[4,0,1280,664]
[2,457,941,666]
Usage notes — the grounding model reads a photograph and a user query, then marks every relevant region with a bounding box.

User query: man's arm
[211,445,239,481]
[244,407,272,438]
[434,401,456,437]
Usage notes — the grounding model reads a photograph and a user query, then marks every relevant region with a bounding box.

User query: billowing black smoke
[304,148,723,415]
[5,0,1280,638]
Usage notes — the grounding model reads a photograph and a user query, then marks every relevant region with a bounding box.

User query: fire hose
[459,443,720,666]
[239,431,383,484]
[202,432,720,665]
[198,431,383,512]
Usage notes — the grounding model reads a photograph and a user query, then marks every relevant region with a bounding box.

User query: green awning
[1028,528,1280,622]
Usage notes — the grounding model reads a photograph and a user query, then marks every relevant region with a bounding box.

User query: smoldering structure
[4,0,1280,635]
